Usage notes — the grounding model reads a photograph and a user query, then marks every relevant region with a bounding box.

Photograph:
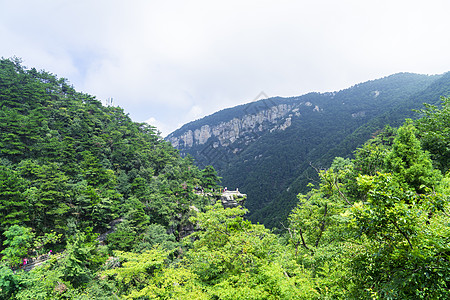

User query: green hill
[167,72,450,228]
[1,57,449,299]
[0,57,219,249]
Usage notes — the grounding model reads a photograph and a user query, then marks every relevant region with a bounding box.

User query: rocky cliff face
[166,73,444,228]
[167,101,318,151]
[220,190,246,209]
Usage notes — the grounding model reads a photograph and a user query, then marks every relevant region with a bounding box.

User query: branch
[309,161,321,174]
[280,222,312,255]
[391,219,413,250]
[314,203,327,247]
[299,227,312,253]
[334,181,352,206]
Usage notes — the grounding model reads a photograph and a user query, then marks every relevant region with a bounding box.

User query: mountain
[167,72,450,227]
[2,58,449,299]
[0,57,221,248]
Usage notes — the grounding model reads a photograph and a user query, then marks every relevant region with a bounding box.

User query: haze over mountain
[167,72,450,227]
[4,1,450,136]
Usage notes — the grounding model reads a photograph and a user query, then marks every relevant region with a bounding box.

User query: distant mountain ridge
[167,72,450,227]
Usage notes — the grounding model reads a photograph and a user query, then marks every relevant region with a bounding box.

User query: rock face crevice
[168,102,319,150]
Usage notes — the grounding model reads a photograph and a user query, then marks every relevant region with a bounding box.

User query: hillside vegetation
[0,58,449,299]
[168,72,450,228]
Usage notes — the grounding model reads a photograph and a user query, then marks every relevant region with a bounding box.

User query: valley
[167,72,450,227]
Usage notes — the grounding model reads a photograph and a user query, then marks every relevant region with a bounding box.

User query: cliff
[166,72,446,228]
[167,102,312,150]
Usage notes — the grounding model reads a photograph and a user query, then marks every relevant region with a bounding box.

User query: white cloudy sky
[1,0,450,136]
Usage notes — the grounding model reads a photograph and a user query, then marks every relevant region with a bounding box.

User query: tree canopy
[1,58,449,299]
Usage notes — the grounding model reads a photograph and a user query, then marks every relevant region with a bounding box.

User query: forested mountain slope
[167,72,450,227]
[1,58,449,299]
[0,57,220,252]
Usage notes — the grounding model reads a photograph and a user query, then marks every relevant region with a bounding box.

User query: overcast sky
[2,0,450,136]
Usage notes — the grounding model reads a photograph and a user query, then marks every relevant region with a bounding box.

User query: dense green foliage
[0,57,221,243]
[1,58,449,298]
[0,58,220,296]
[169,72,450,228]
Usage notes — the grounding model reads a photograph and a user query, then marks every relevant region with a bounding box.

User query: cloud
[2,0,450,135]
[186,105,203,122]
[144,117,169,137]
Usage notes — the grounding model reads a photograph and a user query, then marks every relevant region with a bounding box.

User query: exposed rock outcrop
[178,190,247,238]
[168,103,302,149]
[220,190,246,208]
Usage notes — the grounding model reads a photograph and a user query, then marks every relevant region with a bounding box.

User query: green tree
[0,262,19,299]
[201,165,221,191]
[102,247,173,297]
[385,120,442,193]
[415,96,450,172]
[18,160,70,234]
[186,203,316,299]
[60,230,107,288]
[348,172,450,299]
[0,165,28,232]
[133,223,178,253]
[1,225,34,267]
[106,220,138,252]
[287,161,354,298]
